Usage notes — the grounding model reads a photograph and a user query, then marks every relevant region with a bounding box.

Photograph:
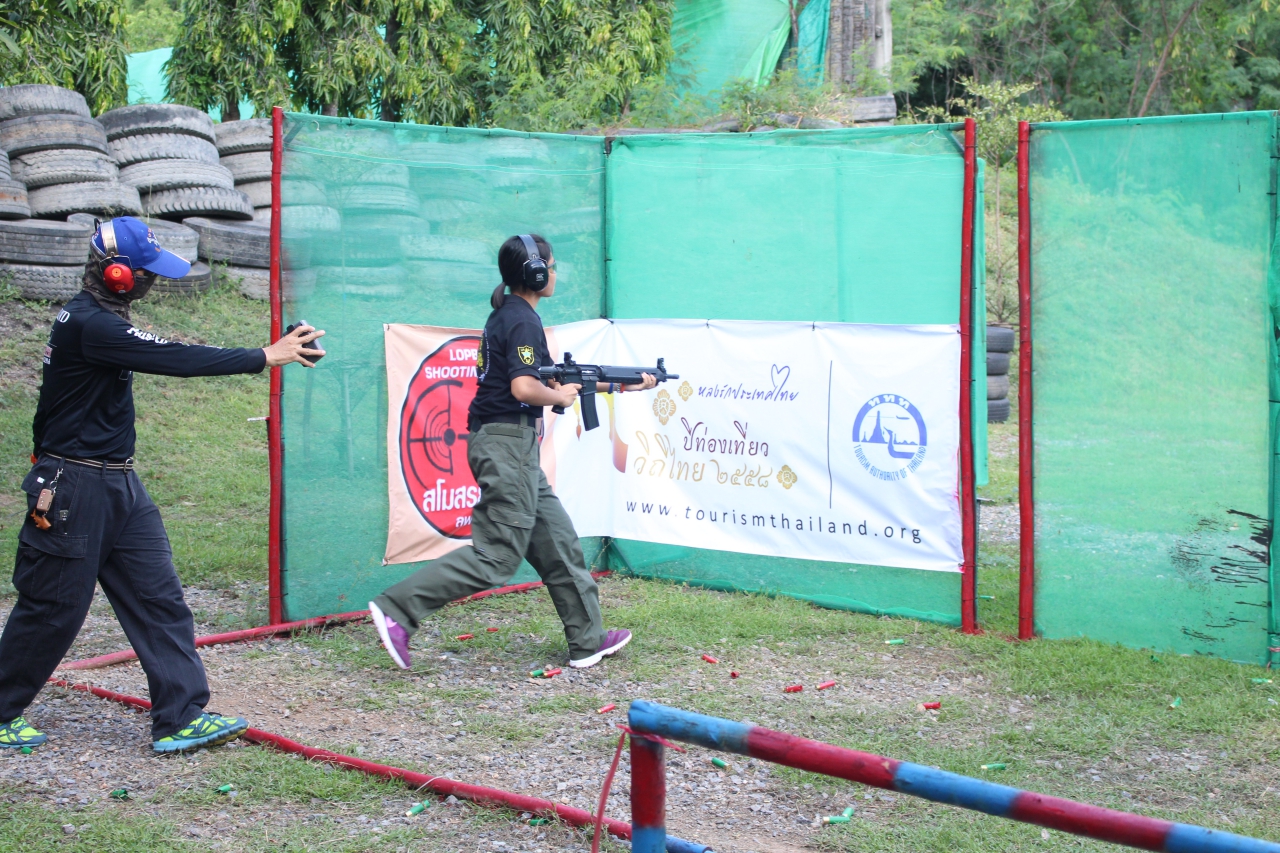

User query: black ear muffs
[99,220,135,294]
[519,234,549,292]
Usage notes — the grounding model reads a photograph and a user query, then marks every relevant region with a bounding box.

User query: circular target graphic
[399,335,481,537]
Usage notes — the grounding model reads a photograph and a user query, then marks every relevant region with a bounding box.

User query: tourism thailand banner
[384,319,962,572]
[547,319,963,572]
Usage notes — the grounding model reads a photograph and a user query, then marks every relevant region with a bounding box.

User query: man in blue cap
[0,216,324,753]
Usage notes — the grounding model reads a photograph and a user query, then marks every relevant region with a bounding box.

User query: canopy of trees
[0,0,129,114]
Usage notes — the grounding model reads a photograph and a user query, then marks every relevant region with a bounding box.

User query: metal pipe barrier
[627,700,1280,853]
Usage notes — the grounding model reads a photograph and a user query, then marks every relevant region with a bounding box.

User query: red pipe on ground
[267,105,285,625]
[958,117,979,634]
[57,572,612,671]
[1017,121,1035,641]
[47,678,637,842]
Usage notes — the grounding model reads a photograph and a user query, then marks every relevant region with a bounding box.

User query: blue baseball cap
[91,216,191,279]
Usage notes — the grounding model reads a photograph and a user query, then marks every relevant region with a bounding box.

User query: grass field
[0,288,1277,853]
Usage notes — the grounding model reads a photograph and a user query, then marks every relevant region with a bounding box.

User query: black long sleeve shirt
[32,290,267,461]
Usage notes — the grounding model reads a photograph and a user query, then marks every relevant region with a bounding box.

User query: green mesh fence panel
[671,0,791,93]
[605,126,973,623]
[278,115,607,620]
[277,117,983,625]
[1030,113,1277,665]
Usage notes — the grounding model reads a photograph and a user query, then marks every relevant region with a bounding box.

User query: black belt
[468,412,539,431]
[44,453,136,471]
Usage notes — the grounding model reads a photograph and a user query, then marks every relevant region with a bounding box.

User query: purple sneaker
[369,601,411,670]
[569,629,632,669]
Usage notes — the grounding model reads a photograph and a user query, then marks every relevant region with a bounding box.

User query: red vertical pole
[959,117,979,634]
[267,106,284,625]
[630,736,667,853]
[1017,121,1035,641]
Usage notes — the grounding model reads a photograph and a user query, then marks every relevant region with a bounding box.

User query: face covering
[81,258,156,321]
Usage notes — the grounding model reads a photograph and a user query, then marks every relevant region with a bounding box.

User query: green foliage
[0,0,129,114]
[124,0,183,53]
[165,0,292,118]
[894,0,1280,118]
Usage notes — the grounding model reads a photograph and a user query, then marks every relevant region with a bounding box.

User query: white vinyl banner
[546,319,963,572]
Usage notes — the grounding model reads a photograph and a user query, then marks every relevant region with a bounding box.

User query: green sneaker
[0,716,47,748]
[152,712,249,754]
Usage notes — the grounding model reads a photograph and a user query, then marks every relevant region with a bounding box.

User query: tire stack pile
[215,119,273,224]
[0,85,127,300]
[986,326,1013,422]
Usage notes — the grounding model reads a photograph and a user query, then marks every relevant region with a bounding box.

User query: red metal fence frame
[268,106,285,625]
[263,115,985,632]
[959,117,979,633]
[1016,121,1035,640]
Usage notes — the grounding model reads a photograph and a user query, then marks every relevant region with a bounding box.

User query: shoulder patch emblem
[517,345,535,366]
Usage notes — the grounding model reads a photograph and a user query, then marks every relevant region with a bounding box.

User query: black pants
[0,457,209,739]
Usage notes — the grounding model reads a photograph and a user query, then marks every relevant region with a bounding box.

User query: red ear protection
[99,220,135,294]
[104,261,135,293]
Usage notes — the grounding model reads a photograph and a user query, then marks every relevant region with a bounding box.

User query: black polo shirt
[470,294,551,423]
[33,290,267,461]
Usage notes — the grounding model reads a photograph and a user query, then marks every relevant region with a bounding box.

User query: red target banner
[385,324,483,566]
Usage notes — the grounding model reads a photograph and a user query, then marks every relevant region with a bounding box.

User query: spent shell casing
[529,669,545,678]
[822,816,851,824]
[217,784,233,793]
[456,634,474,641]
[597,703,617,714]
[817,680,836,690]
[980,763,1007,771]
[406,802,428,816]
[979,594,995,600]
[1251,678,1272,684]
[529,818,551,826]
[711,757,728,769]
[842,807,855,818]
[921,701,942,710]
[543,667,562,678]
[1169,696,1182,709]
[730,671,740,678]
[702,654,719,664]
[20,746,32,754]
[885,639,905,646]
[109,789,129,800]
[486,627,500,632]
[784,685,803,693]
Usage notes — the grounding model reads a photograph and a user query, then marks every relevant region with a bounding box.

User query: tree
[379,0,481,125]
[0,0,129,115]
[165,0,291,119]
[279,0,393,117]
[124,0,183,54]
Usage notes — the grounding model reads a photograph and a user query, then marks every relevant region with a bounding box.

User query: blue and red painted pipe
[629,700,1280,853]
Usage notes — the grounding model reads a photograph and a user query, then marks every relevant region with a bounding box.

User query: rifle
[539,352,678,431]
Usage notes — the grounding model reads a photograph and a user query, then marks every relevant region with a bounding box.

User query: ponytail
[490,281,507,310]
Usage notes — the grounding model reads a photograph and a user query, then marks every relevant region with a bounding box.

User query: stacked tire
[986,326,1013,423]
[1,84,142,223]
[104,104,250,222]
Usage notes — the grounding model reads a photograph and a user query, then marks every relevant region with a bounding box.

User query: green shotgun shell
[711,757,728,769]
[1150,655,1161,663]
[109,789,129,800]
[216,784,233,794]
[1169,696,1182,709]
[405,802,428,816]
[822,816,851,824]
[885,639,905,646]
[979,595,995,600]
[981,763,1007,771]
[1252,678,1272,684]
[842,807,854,818]
[529,818,551,826]
[19,746,32,754]
[529,669,545,678]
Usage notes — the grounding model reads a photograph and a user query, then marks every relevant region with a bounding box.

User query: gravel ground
[979,503,1019,544]
[0,580,990,853]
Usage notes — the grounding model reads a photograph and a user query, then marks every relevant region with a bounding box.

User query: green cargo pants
[374,422,604,660]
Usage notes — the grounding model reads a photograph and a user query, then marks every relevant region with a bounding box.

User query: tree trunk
[1138,0,1199,117]
[380,10,401,123]
[224,98,240,122]
[322,103,338,116]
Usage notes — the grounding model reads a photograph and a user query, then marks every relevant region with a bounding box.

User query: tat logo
[399,335,481,537]
[852,394,927,482]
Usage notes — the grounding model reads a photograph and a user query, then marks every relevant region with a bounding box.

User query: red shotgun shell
[784,685,803,693]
